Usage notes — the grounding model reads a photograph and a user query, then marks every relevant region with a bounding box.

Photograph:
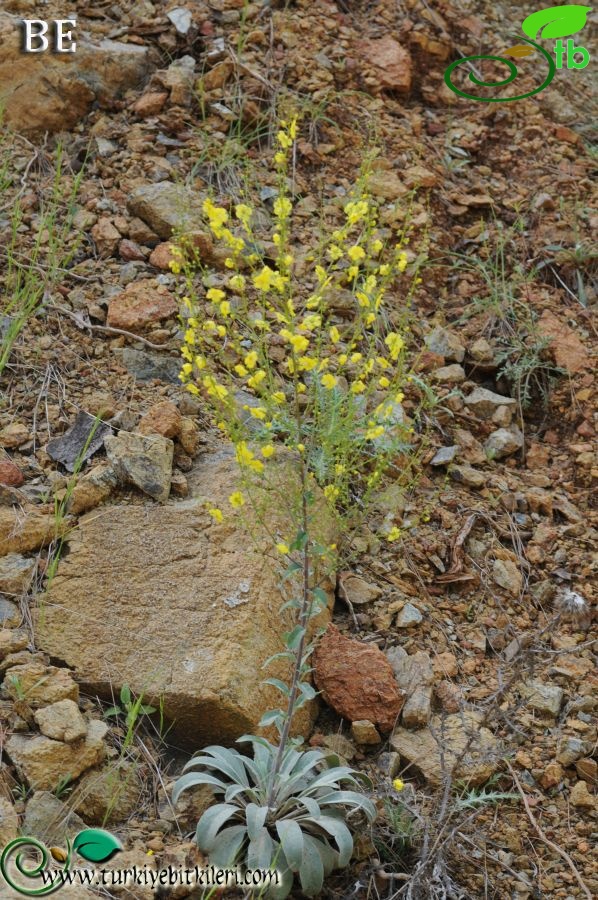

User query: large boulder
[36,449,334,746]
[0,13,151,135]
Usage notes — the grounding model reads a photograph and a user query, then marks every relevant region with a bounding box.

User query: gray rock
[424,326,465,362]
[0,553,35,595]
[391,650,433,728]
[24,791,86,845]
[521,679,564,717]
[433,364,466,384]
[469,337,495,363]
[430,445,458,466]
[127,181,204,239]
[391,710,500,786]
[0,597,20,626]
[105,431,173,502]
[557,737,587,766]
[395,603,423,628]
[167,7,192,34]
[339,573,382,605]
[464,387,516,419]
[485,427,524,459]
[115,348,181,383]
[46,411,111,473]
[492,559,522,596]
[449,464,485,489]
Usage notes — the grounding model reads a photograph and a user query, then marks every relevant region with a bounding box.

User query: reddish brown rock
[149,242,176,270]
[119,239,146,261]
[537,310,589,374]
[132,91,168,117]
[0,460,24,487]
[138,401,182,439]
[91,218,121,258]
[359,37,412,95]
[314,625,404,732]
[106,280,177,333]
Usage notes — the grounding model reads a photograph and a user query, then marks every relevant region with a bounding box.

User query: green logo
[0,829,122,896]
[444,4,592,101]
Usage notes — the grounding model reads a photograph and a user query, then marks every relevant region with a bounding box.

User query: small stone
[170,473,189,497]
[7,720,107,790]
[339,572,382,605]
[320,733,356,762]
[149,242,176,270]
[68,464,118,515]
[0,506,69,555]
[138,401,182,439]
[435,680,462,713]
[430,446,458,466]
[469,337,494,363]
[0,628,29,660]
[34,700,87,743]
[0,553,35,594]
[71,760,143,824]
[107,279,177,333]
[424,326,465,362]
[539,761,563,789]
[391,710,500,786]
[520,679,563,717]
[127,181,204,240]
[464,387,516,419]
[449,464,485,488]
[391,651,433,727]
[91,219,121,258]
[178,417,200,456]
[491,404,513,427]
[0,597,20,627]
[574,758,597,783]
[132,91,168,117]
[24,792,85,845]
[557,737,586,766]
[105,431,174,502]
[570,780,595,809]
[115,348,181,384]
[351,720,381,745]
[485,427,524,459]
[395,603,423,628]
[313,625,404,732]
[3,661,78,707]
[46,411,111,473]
[359,36,412,94]
[433,651,458,678]
[0,423,29,449]
[538,309,589,374]
[0,460,24,487]
[492,559,522,596]
[433,364,466,384]
[0,798,18,846]
[119,239,146,261]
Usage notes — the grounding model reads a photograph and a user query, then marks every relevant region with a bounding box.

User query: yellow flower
[347,265,359,280]
[344,199,368,224]
[250,459,264,474]
[329,326,340,344]
[276,542,290,554]
[321,373,338,390]
[323,485,339,501]
[253,266,276,292]
[277,130,292,149]
[351,380,366,394]
[315,265,327,283]
[181,362,193,377]
[371,239,383,255]
[392,777,405,791]
[234,364,248,377]
[203,199,228,229]
[296,443,305,452]
[397,251,408,272]
[347,245,365,262]
[385,332,404,360]
[365,424,384,440]
[327,245,343,261]
[273,197,292,218]
[235,203,252,227]
[379,376,391,388]
[281,330,309,354]
[219,300,231,317]
[298,356,318,371]
[261,445,275,458]
[244,351,258,370]
[206,288,225,303]
[335,463,346,475]
[249,407,267,419]
[288,117,298,139]
[351,352,363,363]
[208,507,223,523]
[272,391,286,404]
[195,355,207,370]
[229,274,246,291]
[379,264,390,276]
[185,383,200,395]
[229,491,245,508]
[247,370,266,389]
[274,151,286,166]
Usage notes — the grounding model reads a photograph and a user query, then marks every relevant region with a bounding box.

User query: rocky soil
[0,0,595,898]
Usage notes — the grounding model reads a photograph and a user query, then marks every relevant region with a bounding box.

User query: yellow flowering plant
[171,116,432,894]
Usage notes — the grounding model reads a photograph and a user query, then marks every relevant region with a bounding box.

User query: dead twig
[47,304,171,350]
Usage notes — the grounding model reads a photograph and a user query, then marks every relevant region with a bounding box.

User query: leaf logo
[73,829,123,863]
[521,4,592,40]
